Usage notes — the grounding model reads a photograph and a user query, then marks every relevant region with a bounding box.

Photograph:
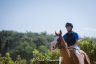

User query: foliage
[0,30,54,60]
[0,52,14,64]
[0,53,27,64]
[0,30,96,64]
[80,38,96,64]
[31,48,60,64]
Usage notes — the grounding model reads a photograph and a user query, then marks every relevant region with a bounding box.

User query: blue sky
[0,0,96,37]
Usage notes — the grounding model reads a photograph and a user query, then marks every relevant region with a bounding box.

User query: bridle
[56,35,67,49]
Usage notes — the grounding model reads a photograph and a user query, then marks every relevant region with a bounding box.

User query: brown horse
[51,30,90,64]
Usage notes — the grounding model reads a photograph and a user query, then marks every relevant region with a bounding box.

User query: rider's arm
[71,32,79,48]
[71,40,79,48]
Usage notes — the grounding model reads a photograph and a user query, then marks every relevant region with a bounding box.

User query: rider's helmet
[65,22,73,28]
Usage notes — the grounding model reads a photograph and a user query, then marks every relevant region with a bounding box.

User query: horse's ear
[60,30,62,35]
[55,31,57,35]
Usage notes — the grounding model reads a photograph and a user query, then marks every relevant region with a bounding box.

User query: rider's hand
[70,45,75,48]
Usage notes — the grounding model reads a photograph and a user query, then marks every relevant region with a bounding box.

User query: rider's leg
[74,46,84,64]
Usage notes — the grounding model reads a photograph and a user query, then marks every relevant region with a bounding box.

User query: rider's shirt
[63,31,79,47]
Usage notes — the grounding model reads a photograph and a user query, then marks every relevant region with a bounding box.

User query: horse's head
[51,30,67,50]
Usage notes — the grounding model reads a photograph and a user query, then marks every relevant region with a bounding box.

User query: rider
[63,22,80,53]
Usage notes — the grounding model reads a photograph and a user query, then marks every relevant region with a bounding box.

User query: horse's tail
[80,50,91,64]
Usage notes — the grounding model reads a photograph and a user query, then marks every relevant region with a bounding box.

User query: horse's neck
[60,41,71,60]
[60,46,70,58]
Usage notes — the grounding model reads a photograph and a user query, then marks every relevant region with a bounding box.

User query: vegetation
[0,30,96,64]
[80,38,96,64]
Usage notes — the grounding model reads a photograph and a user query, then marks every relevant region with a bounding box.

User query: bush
[80,38,96,64]
[31,49,60,64]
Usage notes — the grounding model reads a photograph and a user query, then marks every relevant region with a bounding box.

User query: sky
[0,0,96,37]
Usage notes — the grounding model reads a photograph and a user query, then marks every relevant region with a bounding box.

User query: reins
[58,45,80,53]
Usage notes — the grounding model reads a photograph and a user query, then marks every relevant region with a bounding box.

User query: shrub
[80,38,96,64]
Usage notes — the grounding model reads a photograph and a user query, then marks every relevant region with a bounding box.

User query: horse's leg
[59,57,62,64]
[59,57,66,64]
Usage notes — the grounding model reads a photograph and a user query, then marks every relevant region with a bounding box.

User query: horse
[51,30,90,64]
